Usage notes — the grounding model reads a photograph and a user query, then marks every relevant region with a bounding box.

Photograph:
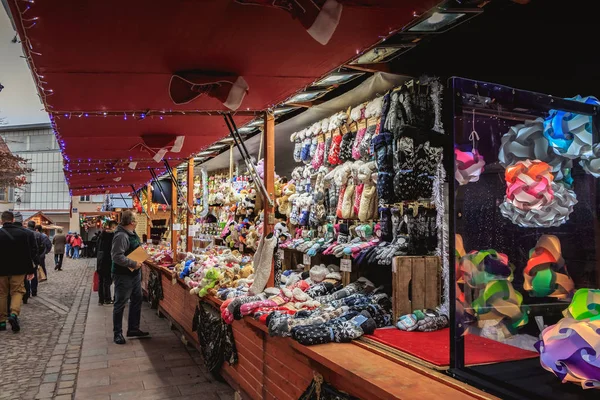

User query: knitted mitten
[249,233,277,295]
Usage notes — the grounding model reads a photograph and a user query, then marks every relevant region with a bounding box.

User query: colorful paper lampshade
[455,147,485,185]
[536,289,600,389]
[524,235,574,299]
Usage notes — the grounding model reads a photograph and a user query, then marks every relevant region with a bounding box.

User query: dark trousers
[98,273,112,303]
[112,272,142,334]
[54,253,64,269]
[24,267,38,297]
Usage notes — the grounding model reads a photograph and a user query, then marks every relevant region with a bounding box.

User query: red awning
[7,0,433,194]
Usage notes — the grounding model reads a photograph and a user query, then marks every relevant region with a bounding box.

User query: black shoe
[126,329,149,338]
[114,333,126,345]
[32,292,37,297]
[105,300,114,305]
[8,314,20,333]
[22,297,28,304]
[98,301,104,306]
[0,323,6,331]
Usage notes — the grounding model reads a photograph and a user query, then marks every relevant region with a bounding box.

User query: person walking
[52,228,66,270]
[0,211,37,332]
[35,225,52,280]
[26,221,44,298]
[65,231,72,258]
[111,210,149,344]
[96,221,117,305]
[71,233,82,259]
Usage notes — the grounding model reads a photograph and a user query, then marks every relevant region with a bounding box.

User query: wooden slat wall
[392,256,441,320]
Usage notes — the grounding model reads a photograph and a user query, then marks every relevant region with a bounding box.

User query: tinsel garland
[199,167,209,218]
[433,161,450,315]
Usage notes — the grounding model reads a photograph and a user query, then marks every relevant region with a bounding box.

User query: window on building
[80,195,91,202]
[0,188,7,202]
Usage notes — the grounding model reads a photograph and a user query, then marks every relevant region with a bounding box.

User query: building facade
[0,123,71,231]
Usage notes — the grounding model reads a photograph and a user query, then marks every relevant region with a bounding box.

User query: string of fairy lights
[13,0,433,195]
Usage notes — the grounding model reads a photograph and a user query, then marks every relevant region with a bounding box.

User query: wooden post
[146,183,153,240]
[263,111,276,287]
[186,158,194,252]
[171,168,178,261]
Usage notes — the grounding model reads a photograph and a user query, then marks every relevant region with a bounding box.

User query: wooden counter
[142,262,497,400]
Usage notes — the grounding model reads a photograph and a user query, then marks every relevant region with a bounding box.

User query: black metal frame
[222,113,274,207]
[446,76,600,399]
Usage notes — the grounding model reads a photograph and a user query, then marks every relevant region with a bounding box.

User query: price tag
[172,223,181,231]
[239,243,244,252]
[303,254,310,266]
[147,239,152,244]
[340,259,352,272]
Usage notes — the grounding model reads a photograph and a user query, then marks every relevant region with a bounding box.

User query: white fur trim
[223,76,249,111]
[307,0,343,45]
[153,148,168,162]
[171,136,185,153]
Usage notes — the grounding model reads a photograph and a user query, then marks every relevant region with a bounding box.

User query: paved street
[0,254,235,400]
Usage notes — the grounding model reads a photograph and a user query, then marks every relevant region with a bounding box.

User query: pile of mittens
[396,308,449,332]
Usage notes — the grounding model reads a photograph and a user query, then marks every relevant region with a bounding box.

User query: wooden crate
[392,256,441,321]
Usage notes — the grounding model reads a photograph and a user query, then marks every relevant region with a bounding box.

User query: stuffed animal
[246,226,259,250]
[277,183,296,216]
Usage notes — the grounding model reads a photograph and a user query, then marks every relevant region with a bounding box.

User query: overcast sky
[0,7,49,126]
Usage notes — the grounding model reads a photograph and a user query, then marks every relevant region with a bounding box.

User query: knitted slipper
[358,184,375,222]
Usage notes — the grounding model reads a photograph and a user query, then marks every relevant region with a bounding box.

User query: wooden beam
[186,158,194,252]
[171,168,178,261]
[146,183,153,240]
[286,100,324,108]
[263,111,276,287]
[344,63,391,73]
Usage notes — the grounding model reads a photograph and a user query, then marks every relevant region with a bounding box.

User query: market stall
[11,0,600,399]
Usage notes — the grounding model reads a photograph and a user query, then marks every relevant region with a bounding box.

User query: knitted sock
[328,134,343,165]
[293,141,302,162]
[342,183,355,219]
[249,233,277,295]
[323,136,332,167]
[358,184,375,222]
[311,140,325,169]
[360,125,377,159]
[353,183,364,217]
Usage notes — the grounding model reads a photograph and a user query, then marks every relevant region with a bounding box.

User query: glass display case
[450,77,600,399]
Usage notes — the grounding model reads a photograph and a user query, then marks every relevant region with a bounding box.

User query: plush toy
[246,226,259,250]
[277,183,296,216]
[274,221,291,241]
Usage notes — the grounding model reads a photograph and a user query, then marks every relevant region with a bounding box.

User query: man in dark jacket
[96,221,117,305]
[111,210,149,344]
[26,220,44,297]
[0,211,37,332]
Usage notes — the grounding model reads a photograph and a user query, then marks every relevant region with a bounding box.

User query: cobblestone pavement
[0,253,92,400]
[1,254,235,400]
